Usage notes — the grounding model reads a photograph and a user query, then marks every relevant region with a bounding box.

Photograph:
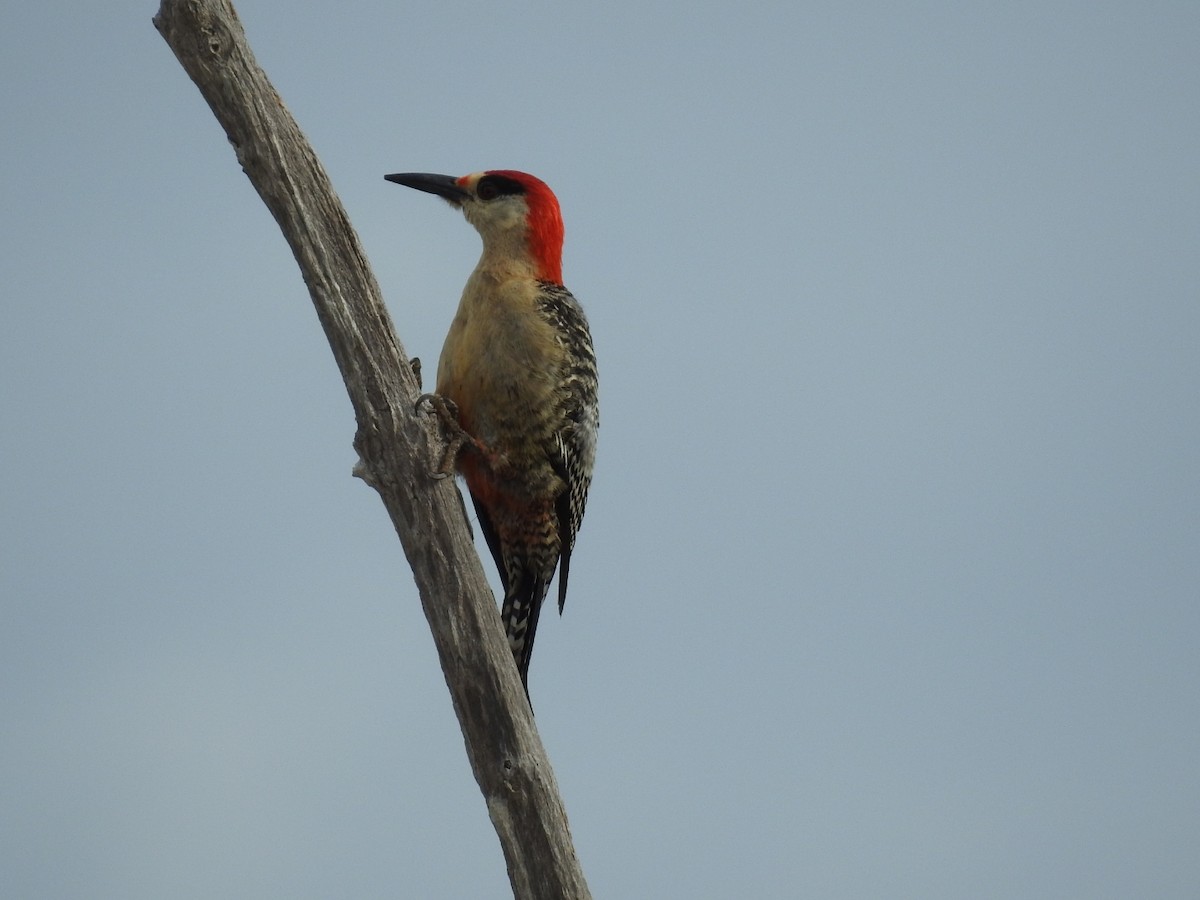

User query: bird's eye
[476,178,500,201]
[476,175,525,201]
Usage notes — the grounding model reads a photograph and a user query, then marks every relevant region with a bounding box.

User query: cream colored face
[456,172,532,239]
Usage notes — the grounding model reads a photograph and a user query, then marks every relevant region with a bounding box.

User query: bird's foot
[415,393,476,479]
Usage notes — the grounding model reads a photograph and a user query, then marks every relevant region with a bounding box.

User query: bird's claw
[415,392,470,479]
[414,391,435,415]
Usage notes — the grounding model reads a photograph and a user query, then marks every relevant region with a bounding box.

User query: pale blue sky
[3,2,1198,897]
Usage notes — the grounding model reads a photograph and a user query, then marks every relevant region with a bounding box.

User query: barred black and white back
[476,281,597,698]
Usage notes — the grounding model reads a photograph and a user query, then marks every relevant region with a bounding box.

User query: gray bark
[152,2,592,897]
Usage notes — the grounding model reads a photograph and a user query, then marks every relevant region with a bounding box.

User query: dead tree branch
[152,2,591,897]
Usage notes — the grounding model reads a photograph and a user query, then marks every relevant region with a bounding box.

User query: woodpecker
[385,170,598,697]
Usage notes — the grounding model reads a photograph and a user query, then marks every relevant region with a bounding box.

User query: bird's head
[385,169,565,284]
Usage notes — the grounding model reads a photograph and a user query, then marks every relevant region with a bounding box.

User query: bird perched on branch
[385,169,598,698]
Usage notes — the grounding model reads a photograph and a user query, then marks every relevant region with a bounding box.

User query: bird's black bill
[384,172,469,205]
